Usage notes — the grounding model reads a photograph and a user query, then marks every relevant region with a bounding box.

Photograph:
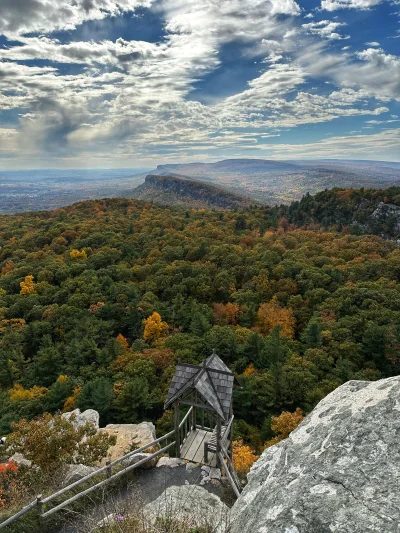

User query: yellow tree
[232,439,259,474]
[265,408,304,448]
[70,249,87,260]
[20,275,36,295]
[256,296,295,338]
[143,312,169,344]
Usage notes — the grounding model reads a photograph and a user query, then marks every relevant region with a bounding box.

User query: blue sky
[0,0,399,169]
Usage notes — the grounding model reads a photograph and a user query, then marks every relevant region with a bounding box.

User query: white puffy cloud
[0,0,398,165]
[0,0,153,38]
[302,20,349,39]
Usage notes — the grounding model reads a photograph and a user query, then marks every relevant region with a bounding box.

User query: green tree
[301,319,323,350]
[78,377,115,425]
[113,378,150,423]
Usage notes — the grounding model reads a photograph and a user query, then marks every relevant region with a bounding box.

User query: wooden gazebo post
[216,415,222,468]
[174,400,180,458]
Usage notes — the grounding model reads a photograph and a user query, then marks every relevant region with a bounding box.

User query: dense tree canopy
[0,191,399,449]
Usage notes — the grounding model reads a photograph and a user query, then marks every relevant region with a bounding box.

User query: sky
[0,0,399,169]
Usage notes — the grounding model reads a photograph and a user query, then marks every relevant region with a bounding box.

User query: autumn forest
[1,188,400,451]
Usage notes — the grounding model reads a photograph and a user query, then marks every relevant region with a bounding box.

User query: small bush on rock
[5,412,116,475]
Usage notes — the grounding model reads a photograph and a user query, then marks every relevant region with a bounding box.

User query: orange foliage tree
[213,302,241,325]
[265,408,304,448]
[256,296,295,338]
[135,348,174,370]
[63,385,82,412]
[143,312,169,344]
[1,260,14,275]
[0,462,19,509]
[232,439,259,474]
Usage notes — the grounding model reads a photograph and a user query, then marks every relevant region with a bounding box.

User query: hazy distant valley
[1,159,400,214]
[0,168,149,214]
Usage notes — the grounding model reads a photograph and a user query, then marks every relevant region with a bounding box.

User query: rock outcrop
[371,202,400,234]
[130,175,255,210]
[62,408,100,430]
[8,452,32,468]
[102,422,156,463]
[144,485,229,533]
[63,464,99,487]
[230,377,400,533]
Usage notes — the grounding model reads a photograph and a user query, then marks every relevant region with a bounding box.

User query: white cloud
[262,128,400,159]
[0,0,153,38]
[0,0,398,165]
[321,0,383,11]
[302,20,350,39]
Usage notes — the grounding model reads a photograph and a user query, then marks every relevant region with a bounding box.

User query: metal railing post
[36,494,43,519]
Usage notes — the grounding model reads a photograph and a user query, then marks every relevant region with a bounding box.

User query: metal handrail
[218,451,241,498]
[42,429,174,504]
[179,406,193,428]
[42,442,175,518]
[0,428,176,529]
[0,499,38,529]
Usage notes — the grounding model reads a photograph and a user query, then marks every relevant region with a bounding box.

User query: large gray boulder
[62,408,100,430]
[230,377,400,533]
[145,485,229,533]
[63,464,99,487]
[101,422,156,464]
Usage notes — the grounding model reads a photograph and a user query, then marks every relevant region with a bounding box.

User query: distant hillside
[129,174,255,209]
[285,186,400,240]
[140,159,400,205]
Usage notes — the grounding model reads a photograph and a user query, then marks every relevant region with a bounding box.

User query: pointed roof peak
[164,351,234,422]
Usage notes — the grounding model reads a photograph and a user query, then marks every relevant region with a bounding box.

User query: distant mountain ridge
[130,174,255,209]
[2,159,400,214]
[135,158,400,206]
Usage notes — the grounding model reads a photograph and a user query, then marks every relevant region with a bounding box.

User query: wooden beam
[216,416,222,468]
[174,401,180,458]
[179,399,216,412]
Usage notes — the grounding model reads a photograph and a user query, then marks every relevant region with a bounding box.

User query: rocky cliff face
[130,175,254,209]
[372,202,400,234]
[230,377,400,533]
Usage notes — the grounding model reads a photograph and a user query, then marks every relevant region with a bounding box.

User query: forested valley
[1,187,400,450]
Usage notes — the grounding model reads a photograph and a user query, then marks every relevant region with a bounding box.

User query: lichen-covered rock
[156,457,186,468]
[62,408,100,430]
[230,377,400,533]
[9,452,32,468]
[63,464,99,486]
[371,202,400,232]
[144,485,229,533]
[121,452,158,469]
[102,422,156,463]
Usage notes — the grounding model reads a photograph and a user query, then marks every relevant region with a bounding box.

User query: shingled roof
[164,351,234,422]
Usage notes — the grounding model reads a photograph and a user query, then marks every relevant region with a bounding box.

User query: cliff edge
[130,175,255,209]
[230,376,400,533]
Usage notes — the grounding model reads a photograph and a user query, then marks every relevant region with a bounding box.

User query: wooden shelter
[164,350,236,469]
